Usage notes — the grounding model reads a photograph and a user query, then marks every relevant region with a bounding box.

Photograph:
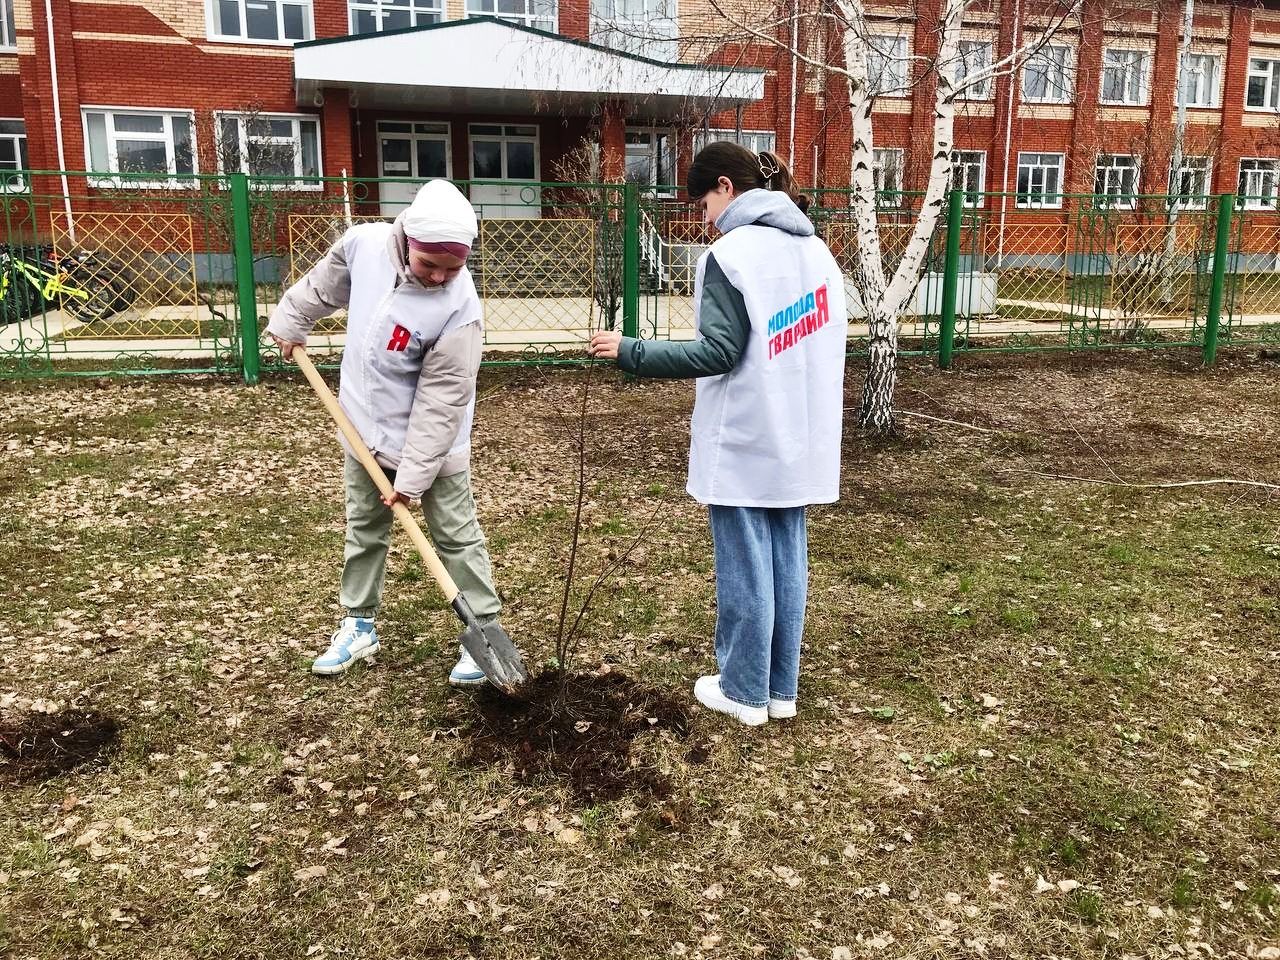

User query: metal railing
[1,174,1275,382]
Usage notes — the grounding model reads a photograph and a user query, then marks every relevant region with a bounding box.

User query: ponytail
[687,141,810,213]
[756,150,810,213]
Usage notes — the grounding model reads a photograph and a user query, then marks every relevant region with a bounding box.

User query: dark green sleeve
[616,254,750,379]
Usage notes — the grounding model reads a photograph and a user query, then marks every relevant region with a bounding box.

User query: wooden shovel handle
[292,346,461,603]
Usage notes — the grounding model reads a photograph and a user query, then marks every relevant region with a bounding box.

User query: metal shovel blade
[453,594,527,694]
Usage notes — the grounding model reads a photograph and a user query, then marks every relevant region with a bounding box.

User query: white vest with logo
[686,224,848,508]
[338,223,479,468]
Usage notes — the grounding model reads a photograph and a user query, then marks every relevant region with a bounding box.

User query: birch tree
[706,0,1096,434]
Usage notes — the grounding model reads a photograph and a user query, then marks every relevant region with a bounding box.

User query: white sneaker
[312,617,379,675]
[693,675,768,727]
[449,645,488,687]
[768,698,797,720]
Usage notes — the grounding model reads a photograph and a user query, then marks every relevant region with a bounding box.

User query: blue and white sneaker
[449,645,488,688]
[312,617,380,675]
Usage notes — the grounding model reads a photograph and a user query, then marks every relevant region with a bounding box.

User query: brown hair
[686,141,810,213]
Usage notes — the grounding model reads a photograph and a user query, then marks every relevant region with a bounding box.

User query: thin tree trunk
[859,306,898,433]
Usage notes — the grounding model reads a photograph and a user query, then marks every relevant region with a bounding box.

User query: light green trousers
[340,454,502,622]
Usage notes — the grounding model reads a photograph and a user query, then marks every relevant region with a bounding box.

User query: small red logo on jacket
[387,325,411,351]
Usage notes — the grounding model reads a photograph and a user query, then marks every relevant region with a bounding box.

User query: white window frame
[1022,44,1075,104]
[955,40,993,100]
[377,120,453,180]
[465,0,557,31]
[81,106,198,190]
[349,0,443,33]
[625,126,677,193]
[873,147,905,198]
[1168,155,1210,210]
[693,129,777,156]
[0,118,27,193]
[1246,57,1280,112]
[591,0,677,58]
[1093,154,1140,209]
[1177,52,1221,108]
[0,0,16,51]
[951,149,985,207]
[1238,158,1280,209]
[215,112,322,190]
[867,34,911,98]
[1099,48,1150,106]
[1015,152,1065,208]
[205,0,314,45]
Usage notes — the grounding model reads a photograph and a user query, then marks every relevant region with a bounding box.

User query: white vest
[687,224,848,508]
[337,223,479,468]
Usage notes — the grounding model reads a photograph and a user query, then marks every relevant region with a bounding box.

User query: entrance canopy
[293,17,764,120]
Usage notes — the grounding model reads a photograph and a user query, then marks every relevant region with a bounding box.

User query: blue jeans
[708,505,808,708]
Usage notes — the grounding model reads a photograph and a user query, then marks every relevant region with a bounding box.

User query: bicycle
[0,245,133,326]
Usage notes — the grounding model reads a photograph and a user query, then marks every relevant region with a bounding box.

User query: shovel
[292,346,527,694]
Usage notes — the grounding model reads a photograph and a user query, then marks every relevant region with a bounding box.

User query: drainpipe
[44,0,75,242]
[996,0,1021,267]
[789,0,799,169]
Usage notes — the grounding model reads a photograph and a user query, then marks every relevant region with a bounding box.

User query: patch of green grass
[1065,890,1104,925]
[999,607,1039,632]
[1170,871,1201,909]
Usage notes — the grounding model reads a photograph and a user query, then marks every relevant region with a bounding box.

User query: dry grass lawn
[1,350,1278,959]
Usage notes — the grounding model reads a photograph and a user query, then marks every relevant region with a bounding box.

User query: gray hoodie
[267,215,483,499]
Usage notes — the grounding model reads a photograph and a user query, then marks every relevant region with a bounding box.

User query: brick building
[1,0,1280,212]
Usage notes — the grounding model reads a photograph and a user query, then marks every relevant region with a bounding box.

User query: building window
[1238,159,1279,209]
[217,113,321,187]
[873,147,905,199]
[591,0,677,60]
[1015,152,1064,208]
[1177,53,1220,108]
[1169,155,1210,210]
[1093,154,1139,208]
[350,0,442,32]
[954,40,993,100]
[625,127,675,191]
[466,0,555,31]
[1022,44,1074,104]
[867,35,910,97]
[951,150,985,207]
[0,119,27,192]
[1099,48,1149,106]
[0,0,15,50]
[82,108,196,187]
[1246,58,1280,111]
[208,0,312,43]
[694,129,776,156]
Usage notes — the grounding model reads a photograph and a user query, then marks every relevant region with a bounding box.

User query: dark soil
[461,670,694,803]
[0,710,119,785]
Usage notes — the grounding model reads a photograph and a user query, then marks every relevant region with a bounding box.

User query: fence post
[622,182,639,341]
[1202,192,1233,367]
[230,173,260,385]
[938,189,964,369]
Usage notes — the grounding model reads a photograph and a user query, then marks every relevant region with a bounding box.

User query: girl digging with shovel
[268,180,514,688]
[590,144,848,726]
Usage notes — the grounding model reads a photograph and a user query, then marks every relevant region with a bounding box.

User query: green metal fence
[1,174,1276,383]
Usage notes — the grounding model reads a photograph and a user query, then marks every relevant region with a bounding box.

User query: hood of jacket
[715,188,814,237]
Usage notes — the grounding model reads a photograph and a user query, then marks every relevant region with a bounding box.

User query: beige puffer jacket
[267,215,482,499]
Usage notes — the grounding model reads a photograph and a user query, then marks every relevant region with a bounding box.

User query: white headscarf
[401,179,478,247]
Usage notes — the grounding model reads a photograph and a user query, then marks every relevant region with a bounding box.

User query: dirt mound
[462,670,693,803]
[0,710,119,785]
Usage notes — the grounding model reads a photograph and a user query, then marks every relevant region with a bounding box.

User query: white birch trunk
[844,0,965,434]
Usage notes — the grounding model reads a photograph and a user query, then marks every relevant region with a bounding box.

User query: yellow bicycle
[0,246,132,326]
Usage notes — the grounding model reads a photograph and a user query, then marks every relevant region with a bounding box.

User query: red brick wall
[6,0,1280,211]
